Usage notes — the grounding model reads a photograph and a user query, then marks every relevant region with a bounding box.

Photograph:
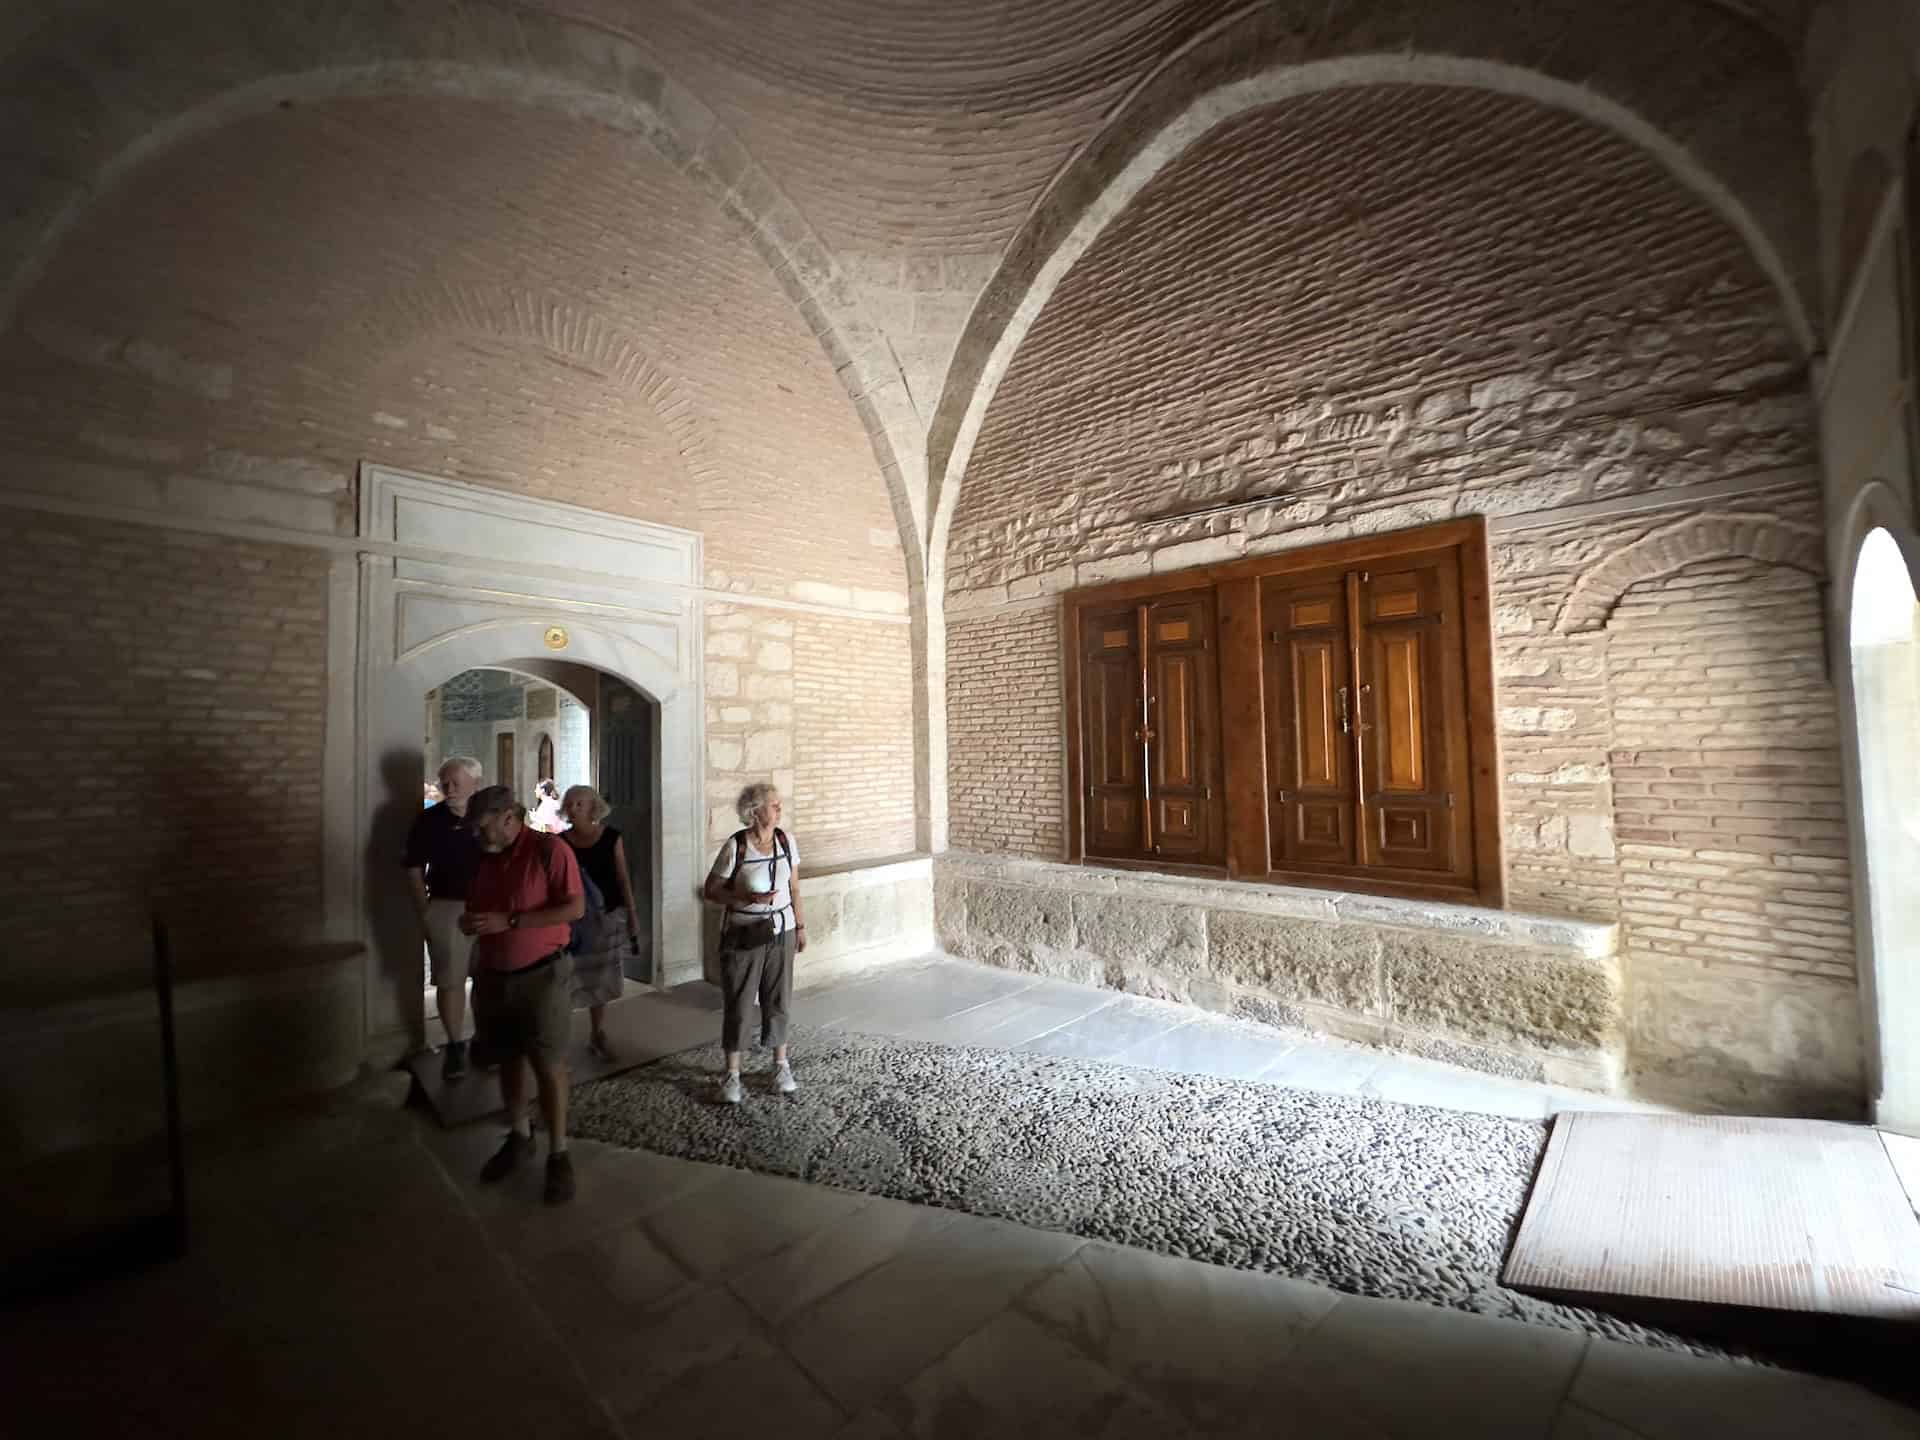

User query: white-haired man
[462,785,585,1205]
[405,755,485,1081]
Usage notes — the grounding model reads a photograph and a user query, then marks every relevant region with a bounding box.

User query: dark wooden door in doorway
[494,732,514,790]
[598,675,655,984]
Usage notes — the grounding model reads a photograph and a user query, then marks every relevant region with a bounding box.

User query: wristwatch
[507,912,521,930]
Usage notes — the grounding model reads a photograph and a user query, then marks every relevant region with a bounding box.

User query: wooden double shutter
[1066,518,1498,904]
[1262,545,1474,889]
[1078,590,1225,864]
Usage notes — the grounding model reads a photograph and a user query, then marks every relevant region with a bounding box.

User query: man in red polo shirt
[459,785,585,1204]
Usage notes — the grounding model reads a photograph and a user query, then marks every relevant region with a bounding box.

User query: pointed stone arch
[1555,511,1826,634]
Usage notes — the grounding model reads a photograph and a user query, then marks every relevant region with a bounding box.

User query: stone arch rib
[373,282,723,488]
[1555,512,1826,634]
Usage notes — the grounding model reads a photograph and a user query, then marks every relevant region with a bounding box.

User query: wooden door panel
[1294,799,1349,852]
[1144,593,1223,863]
[1153,652,1198,788]
[1358,554,1465,878]
[1262,569,1355,869]
[1084,656,1141,858]
[1081,608,1143,858]
[1291,636,1343,790]
[1373,628,1429,794]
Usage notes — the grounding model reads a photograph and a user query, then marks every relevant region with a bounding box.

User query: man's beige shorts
[423,897,475,988]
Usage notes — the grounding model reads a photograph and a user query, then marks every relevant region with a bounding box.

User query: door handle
[1337,686,1350,735]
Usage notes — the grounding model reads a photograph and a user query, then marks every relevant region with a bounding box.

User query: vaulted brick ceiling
[0,0,1816,548]
[0,96,907,599]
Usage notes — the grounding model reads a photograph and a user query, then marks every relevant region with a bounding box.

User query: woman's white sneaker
[720,1072,744,1105]
[773,1063,798,1095]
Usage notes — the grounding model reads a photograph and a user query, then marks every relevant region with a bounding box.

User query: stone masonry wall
[706,606,917,869]
[936,853,1623,1092]
[0,513,329,993]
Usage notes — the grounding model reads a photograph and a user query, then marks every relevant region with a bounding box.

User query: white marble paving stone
[1256,1039,1386,1096]
[813,963,1038,1032]
[1011,999,1195,1063]
[1358,1057,1555,1120]
[735,1193,970,1328]
[645,1165,876,1278]
[475,1138,731,1258]
[1109,1016,1300,1083]
[891,1308,1184,1440]
[1568,1336,1920,1440]
[623,1317,848,1440]
[1550,1403,1650,1439]
[1018,1242,1340,1433]
[889,986,1114,1047]
[514,1218,695,1356]
[828,1411,909,1440]
[1278,1293,1590,1440]
[582,1281,776,1420]
[778,1213,1087,1413]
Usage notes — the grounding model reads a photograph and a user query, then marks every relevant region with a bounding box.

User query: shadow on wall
[365,749,426,1049]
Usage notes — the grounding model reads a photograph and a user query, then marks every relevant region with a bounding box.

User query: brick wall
[949,84,1810,593]
[1603,557,1850,928]
[0,514,329,991]
[1602,559,1859,1111]
[947,604,1064,857]
[794,616,918,866]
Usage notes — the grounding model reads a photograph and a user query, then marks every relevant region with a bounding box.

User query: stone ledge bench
[935,852,1621,1093]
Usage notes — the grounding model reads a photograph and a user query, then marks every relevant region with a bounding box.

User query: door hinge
[1275,789,1292,803]
[1201,786,1212,800]
[1446,791,1456,810]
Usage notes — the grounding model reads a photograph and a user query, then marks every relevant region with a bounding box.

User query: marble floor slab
[11,1081,1911,1439]
[1009,997,1197,1063]
[1108,1014,1301,1083]
[796,955,1675,1123]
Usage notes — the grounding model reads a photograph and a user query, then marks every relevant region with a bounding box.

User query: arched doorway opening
[1851,526,1920,1132]
[417,662,656,1051]
[423,665,593,802]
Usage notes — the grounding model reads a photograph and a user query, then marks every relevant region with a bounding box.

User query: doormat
[571,1025,1736,1358]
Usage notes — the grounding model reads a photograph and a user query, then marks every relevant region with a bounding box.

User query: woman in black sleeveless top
[561,785,642,1062]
